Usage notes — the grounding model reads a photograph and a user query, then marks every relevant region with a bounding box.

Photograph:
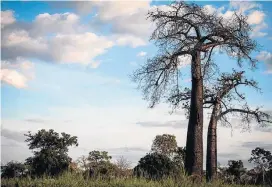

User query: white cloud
[137,51,147,57]
[1,57,35,88]
[1,69,28,88]
[230,1,260,14]
[49,33,114,65]
[178,55,191,69]
[256,51,272,73]
[2,9,153,66]
[31,12,81,36]
[1,10,16,28]
[114,34,147,48]
[1,27,114,66]
[251,23,268,38]
[74,1,154,43]
[247,10,265,25]
[90,1,151,22]
[203,5,225,15]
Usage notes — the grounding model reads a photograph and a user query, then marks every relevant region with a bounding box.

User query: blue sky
[1,1,272,167]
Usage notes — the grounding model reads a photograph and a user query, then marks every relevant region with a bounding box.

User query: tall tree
[132,1,257,176]
[151,134,178,157]
[24,129,78,176]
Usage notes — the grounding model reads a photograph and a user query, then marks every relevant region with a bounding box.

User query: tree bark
[206,103,219,181]
[185,51,203,176]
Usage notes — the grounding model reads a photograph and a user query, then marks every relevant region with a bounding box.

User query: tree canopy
[24,129,78,176]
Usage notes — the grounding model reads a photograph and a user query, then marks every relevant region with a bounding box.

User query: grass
[1,172,259,187]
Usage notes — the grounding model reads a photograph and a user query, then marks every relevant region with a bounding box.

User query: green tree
[249,147,272,184]
[88,150,112,164]
[132,1,257,176]
[151,134,178,157]
[1,161,27,178]
[226,160,246,183]
[133,153,176,180]
[24,129,78,177]
[87,150,116,178]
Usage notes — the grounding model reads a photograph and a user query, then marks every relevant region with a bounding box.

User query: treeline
[1,130,272,186]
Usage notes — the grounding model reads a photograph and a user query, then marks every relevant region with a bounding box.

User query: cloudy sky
[1,1,272,168]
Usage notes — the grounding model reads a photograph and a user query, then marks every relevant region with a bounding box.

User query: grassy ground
[1,172,258,187]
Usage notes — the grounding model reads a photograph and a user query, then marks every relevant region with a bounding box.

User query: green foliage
[133,152,178,180]
[226,160,246,182]
[248,147,272,185]
[86,150,117,178]
[1,161,27,178]
[249,147,272,171]
[173,147,186,169]
[88,150,112,164]
[151,134,178,157]
[24,129,78,177]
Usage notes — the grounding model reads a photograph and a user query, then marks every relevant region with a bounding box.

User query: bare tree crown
[132,1,257,108]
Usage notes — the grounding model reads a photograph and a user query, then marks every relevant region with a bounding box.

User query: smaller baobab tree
[204,71,271,181]
[169,70,271,181]
[202,70,271,181]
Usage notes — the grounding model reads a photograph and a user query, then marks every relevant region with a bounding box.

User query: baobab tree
[169,70,271,181]
[132,1,257,176]
[203,71,271,181]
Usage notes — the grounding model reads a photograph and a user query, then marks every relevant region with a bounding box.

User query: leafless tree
[115,156,132,171]
[76,155,89,171]
[132,1,257,176]
[202,71,271,181]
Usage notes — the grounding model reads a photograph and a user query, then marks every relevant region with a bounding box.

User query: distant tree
[132,0,257,176]
[24,129,78,177]
[249,147,272,184]
[68,161,80,173]
[1,161,27,178]
[133,153,176,180]
[87,150,115,178]
[226,160,246,183]
[151,134,178,157]
[76,155,89,171]
[88,150,112,165]
[115,156,132,177]
[115,156,131,170]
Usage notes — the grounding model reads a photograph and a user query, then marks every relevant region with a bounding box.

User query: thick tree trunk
[206,104,219,182]
[185,51,203,176]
